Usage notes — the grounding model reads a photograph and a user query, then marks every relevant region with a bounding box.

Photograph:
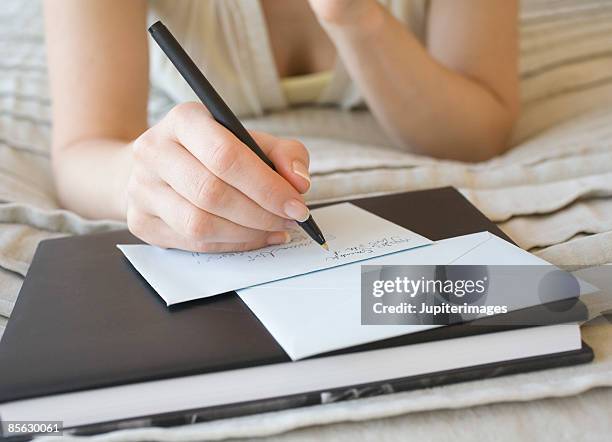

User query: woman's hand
[126,102,312,253]
[307,0,378,27]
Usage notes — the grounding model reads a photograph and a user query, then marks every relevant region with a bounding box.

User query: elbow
[466,91,522,163]
[465,112,519,163]
[392,101,521,163]
[474,100,521,162]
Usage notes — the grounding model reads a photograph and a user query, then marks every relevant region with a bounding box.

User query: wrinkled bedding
[1,0,612,441]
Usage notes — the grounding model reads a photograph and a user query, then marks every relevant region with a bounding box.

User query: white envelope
[238,232,591,360]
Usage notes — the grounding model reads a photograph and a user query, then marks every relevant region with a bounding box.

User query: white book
[0,323,583,433]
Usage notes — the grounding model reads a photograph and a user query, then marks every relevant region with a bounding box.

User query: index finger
[167,103,311,222]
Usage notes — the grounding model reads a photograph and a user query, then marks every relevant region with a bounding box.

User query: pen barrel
[297,215,325,245]
[148,21,276,171]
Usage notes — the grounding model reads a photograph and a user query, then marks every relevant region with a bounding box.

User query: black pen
[148,21,328,250]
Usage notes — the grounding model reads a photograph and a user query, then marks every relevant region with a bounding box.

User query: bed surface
[0,0,611,440]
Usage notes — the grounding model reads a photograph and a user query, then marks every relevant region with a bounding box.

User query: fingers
[129,102,313,253]
[146,137,295,232]
[127,211,290,253]
[129,177,291,245]
[250,130,311,194]
[166,102,311,222]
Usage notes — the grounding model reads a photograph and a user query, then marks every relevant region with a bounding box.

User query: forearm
[43,0,147,220]
[323,4,518,161]
[52,139,133,221]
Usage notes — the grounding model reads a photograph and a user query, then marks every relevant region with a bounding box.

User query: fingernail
[284,199,310,222]
[267,231,291,245]
[292,160,311,185]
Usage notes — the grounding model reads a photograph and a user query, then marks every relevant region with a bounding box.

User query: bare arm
[44,0,149,219]
[44,0,311,252]
[310,0,520,162]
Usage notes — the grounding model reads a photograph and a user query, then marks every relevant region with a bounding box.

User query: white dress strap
[218,0,287,114]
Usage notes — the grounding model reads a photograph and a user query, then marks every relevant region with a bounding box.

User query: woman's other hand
[126,102,311,252]
[307,0,378,26]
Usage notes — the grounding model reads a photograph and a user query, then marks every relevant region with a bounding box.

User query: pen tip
[321,242,329,251]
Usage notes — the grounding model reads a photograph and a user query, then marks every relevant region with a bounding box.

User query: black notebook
[0,187,593,437]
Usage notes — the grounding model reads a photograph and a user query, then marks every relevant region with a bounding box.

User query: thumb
[250,131,311,194]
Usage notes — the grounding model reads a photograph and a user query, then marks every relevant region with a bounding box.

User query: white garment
[148,0,429,117]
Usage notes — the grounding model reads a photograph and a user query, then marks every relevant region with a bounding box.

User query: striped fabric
[0,0,610,304]
[515,0,612,143]
[0,1,611,438]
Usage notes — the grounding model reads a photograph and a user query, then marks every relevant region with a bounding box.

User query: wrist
[317,0,385,38]
[112,142,135,220]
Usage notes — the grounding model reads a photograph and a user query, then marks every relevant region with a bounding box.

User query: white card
[118,203,433,305]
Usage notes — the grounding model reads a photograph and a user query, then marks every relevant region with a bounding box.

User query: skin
[43,0,519,252]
